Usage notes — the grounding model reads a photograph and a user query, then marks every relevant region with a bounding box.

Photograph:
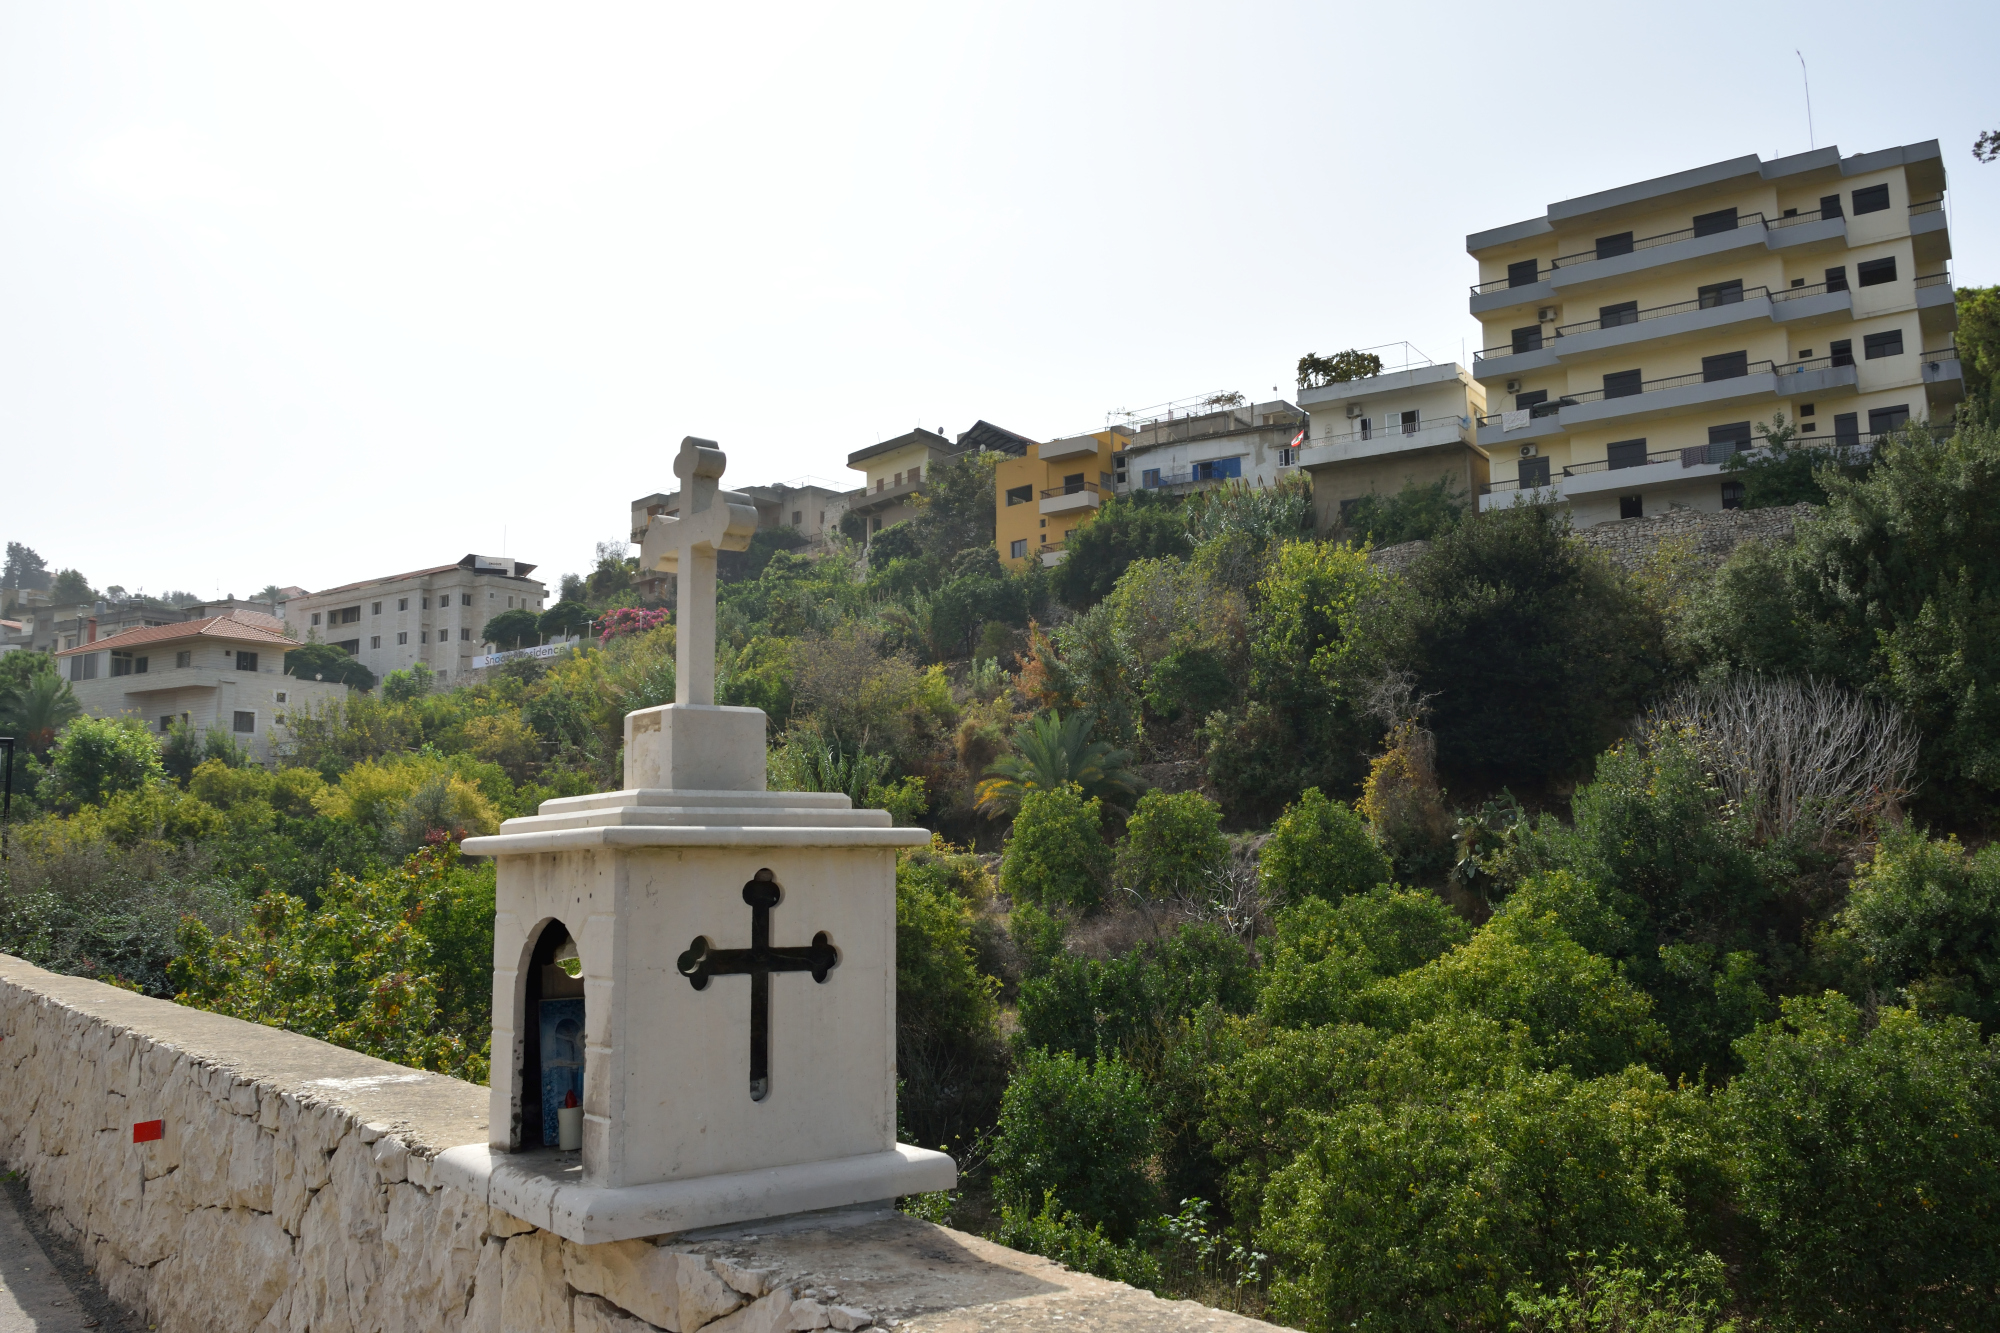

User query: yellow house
[995,429,1127,569]
[1467,139,1959,527]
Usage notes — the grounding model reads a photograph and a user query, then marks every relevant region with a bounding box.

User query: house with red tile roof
[54,612,349,766]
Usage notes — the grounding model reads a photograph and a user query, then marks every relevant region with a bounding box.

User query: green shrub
[1258,787,1390,904]
[1258,1063,1708,1333]
[1836,825,2000,1030]
[1255,888,1470,1031]
[1000,783,1111,911]
[46,716,164,807]
[990,1048,1160,1237]
[1017,923,1255,1066]
[1115,790,1228,900]
[1505,1250,1740,1333]
[988,1190,1163,1291]
[896,843,1004,1150]
[1721,993,2000,1331]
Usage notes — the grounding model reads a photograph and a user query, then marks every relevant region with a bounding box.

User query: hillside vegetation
[5,420,2000,1330]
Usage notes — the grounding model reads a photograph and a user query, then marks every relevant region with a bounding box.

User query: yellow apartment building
[1467,139,1960,526]
[1294,360,1489,533]
[995,430,1127,568]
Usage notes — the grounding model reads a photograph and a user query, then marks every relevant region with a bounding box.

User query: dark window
[461,628,471,641]
[791,511,801,526]
[1511,325,1543,353]
[1830,340,1854,367]
[461,593,474,606]
[1514,389,1548,410]
[369,635,380,649]
[1698,279,1745,308]
[1338,498,1363,525]
[1791,277,1805,287]
[1010,539,1027,559]
[1693,206,1739,237]
[1833,412,1860,445]
[1819,193,1843,220]
[397,631,408,646]
[1507,258,1541,288]
[1825,266,1849,292]
[1619,495,1644,520]
[1798,402,1816,417]
[175,650,191,668]
[1595,231,1635,259]
[159,717,173,734]
[1869,405,1911,435]
[1142,468,1161,488]
[1857,257,1897,287]
[398,597,409,611]
[1061,472,1084,491]
[1598,301,1639,328]
[69,654,97,682]
[371,601,381,615]
[1607,439,1649,469]
[1864,330,1905,359]
[232,710,255,734]
[335,606,360,625]
[1603,370,1643,399]
[110,651,134,677]
[1397,410,1419,435]
[134,656,146,674]
[236,651,259,672]
[1708,421,1753,462]
[1721,481,1746,509]
[1851,184,1891,215]
[1702,351,1749,381]
[1005,484,1032,506]
[1518,457,1551,488]
[335,639,360,654]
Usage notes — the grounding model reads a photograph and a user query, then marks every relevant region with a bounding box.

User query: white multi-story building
[286,555,545,686]
[53,613,348,766]
[1115,396,1308,496]
[1293,362,1489,533]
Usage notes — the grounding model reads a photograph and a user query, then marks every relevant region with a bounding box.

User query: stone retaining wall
[0,957,1274,1333]
[1367,502,1817,575]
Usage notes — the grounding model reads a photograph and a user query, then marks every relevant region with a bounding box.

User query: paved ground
[0,1174,137,1332]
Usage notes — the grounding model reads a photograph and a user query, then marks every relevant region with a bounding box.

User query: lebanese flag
[1289,426,1307,448]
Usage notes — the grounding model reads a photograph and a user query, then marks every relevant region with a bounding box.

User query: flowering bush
[598,606,668,645]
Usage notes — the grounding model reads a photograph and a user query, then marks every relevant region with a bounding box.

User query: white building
[285,555,545,687]
[54,614,348,766]
[1116,396,1308,495]
[1293,361,1490,533]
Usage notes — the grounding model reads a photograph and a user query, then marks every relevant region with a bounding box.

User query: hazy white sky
[3,1,1995,598]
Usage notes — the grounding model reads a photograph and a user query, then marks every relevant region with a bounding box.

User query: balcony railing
[1477,356,1837,428]
[1915,271,1954,291]
[1910,196,1945,217]
[1039,541,1066,553]
[1474,281,1851,358]
[1316,414,1472,444]
[1473,210,1775,294]
[1479,473,1560,496]
[1040,481,1103,499]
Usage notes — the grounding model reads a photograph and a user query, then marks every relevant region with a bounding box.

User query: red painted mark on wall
[132,1120,164,1144]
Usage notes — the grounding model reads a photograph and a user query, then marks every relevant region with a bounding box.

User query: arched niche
[514,916,585,1152]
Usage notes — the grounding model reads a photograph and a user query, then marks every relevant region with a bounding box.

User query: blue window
[1194,457,1242,481]
[1141,468,1161,488]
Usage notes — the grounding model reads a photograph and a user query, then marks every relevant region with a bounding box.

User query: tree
[0,654,79,755]
[1334,474,1467,546]
[46,715,164,806]
[908,451,998,564]
[481,608,540,649]
[999,783,1113,911]
[977,710,1139,817]
[1050,491,1191,609]
[49,568,95,604]
[538,600,594,639]
[254,584,285,603]
[1296,348,1384,390]
[1835,826,2000,1031]
[989,1048,1160,1237]
[1259,787,1390,905]
[896,841,1004,1149]
[1722,411,1869,508]
[1976,129,2000,163]
[1361,503,1663,787]
[381,662,436,704]
[1721,994,2000,1331]
[2,542,50,591]
[1114,790,1228,900]
[1957,285,1999,423]
[283,642,377,691]
[1677,420,2000,811]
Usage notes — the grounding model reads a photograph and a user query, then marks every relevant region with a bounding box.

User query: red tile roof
[54,613,297,657]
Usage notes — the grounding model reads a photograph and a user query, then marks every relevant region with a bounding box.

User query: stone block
[787,1298,831,1329]
[675,1251,747,1328]
[501,1229,573,1333]
[713,1259,775,1298]
[623,704,768,791]
[562,1236,685,1331]
[577,1292,667,1333]
[702,1287,796,1333]
[827,1306,873,1331]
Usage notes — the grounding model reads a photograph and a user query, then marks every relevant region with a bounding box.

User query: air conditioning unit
[1519,445,1538,458]
[1537,307,1558,323]
[1505,379,1522,393]
[1345,403,1364,418]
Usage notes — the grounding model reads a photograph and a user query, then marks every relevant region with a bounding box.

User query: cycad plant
[1,673,82,755]
[977,709,1140,817]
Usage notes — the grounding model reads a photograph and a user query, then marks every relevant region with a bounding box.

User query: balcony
[1475,473,1568,512]
[1923,344,1963,408]
[1474,281,1854,379]
[1040,481,1103,516]
[1470,208,1850,315]
[1294,415,1473,468]
[848,476,924,515]
[1477,356,1856,446]
[1910,196,1951,263]
[1038,541,1067,567]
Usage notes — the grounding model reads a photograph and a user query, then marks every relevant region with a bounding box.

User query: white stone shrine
[443,437,953,1245]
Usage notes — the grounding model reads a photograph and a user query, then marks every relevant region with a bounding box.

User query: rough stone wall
[0,959,853,1333]
[1365,503,1817,576]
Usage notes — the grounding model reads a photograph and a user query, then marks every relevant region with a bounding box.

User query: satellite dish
[315,673,324,681]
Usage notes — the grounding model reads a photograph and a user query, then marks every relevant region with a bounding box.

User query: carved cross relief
[677,870,839,1101]
[638,437,759,705]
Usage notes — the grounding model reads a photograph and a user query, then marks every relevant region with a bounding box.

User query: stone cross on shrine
[447,435,952,1247]
[638,436,759,707]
